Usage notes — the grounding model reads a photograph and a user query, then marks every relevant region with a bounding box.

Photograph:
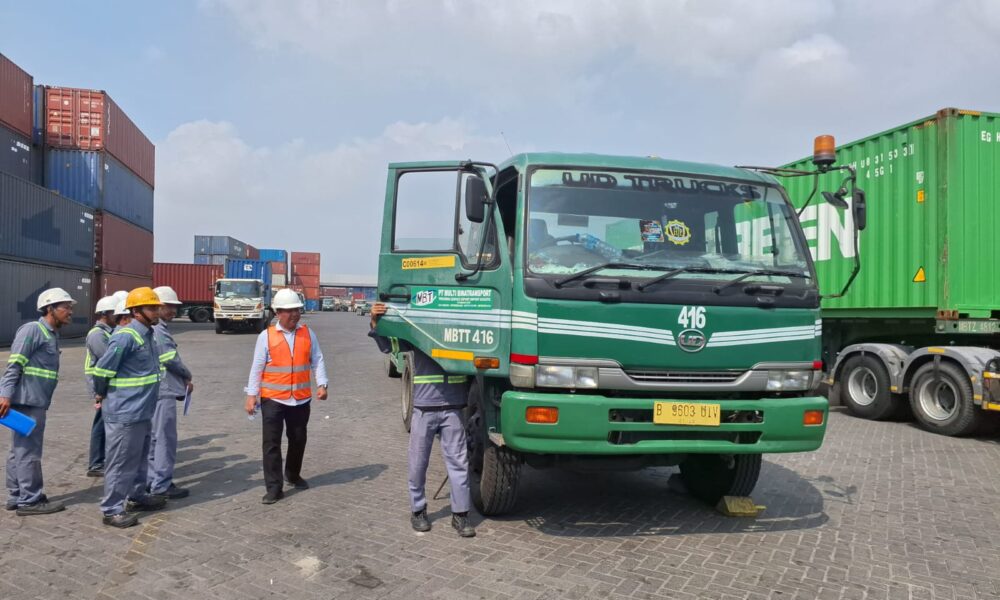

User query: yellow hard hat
[125,287,163,309]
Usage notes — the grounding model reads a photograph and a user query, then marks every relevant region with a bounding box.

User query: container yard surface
[0,312,997,600]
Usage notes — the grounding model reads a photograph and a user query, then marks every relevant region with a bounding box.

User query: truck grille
[608,430,762,445]
[624,369,745,384]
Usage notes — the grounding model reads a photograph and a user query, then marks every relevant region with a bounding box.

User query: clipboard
[182,388,193,416]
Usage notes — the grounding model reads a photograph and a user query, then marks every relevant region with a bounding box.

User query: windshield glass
[216,280,262,298]
[526,168,812,281]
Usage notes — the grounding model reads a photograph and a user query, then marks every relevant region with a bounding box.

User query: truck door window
[457,172,498,268]
[393,170,458,252]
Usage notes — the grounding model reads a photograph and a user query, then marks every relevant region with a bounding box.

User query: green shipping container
[781,108,1000,319]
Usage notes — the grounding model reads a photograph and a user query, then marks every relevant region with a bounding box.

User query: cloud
[747,34,857,107]
[154,118,509,277]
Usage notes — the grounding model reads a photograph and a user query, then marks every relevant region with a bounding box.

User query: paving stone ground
[2,312,1000,599]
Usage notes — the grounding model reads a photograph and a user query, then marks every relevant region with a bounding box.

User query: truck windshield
[216,281,261,298]
[526,168,812,283]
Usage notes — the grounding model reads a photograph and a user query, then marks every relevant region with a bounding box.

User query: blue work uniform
[148,321,191,495]
[369,329,471,514]
[84,322,113,471]
[91,321,162,516]
[1,319,60,508]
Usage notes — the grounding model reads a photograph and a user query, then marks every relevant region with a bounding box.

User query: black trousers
[260,399,310,495]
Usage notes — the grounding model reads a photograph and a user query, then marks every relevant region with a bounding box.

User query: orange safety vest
[260,325,312,400]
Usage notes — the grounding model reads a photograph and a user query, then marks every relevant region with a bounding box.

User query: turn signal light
[812,135,836,169]
[474,356,500,370]
[526,407,559,424]
[803,410,825,426]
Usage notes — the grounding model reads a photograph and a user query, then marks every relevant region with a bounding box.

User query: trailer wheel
[839,355,901,420]
[909,361,982,436]
[188,307,209,323]
[680,454,761,505]
[400,354,414,432]
[215,319,225,334]
[466,382,521,516]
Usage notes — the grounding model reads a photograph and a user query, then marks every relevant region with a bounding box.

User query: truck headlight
[536,366,598,389]
[766,370,813,391]
[510,364,535,388]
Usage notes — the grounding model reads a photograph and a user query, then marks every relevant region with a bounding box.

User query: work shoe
[16,500,66,516]
[152,484,189,500]
[5,500,18,511]
[285,476,309,490]
[126,496,167,513]
[451,513,476,538]
[261,490,284,505]
[410,509,431,532]
[103,512,139,529]
[86,467,104,477]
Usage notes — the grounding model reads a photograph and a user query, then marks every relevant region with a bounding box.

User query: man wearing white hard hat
[148,286,193,500]
[83,296,118,477]
[0,288,76,516]
[244,288,328,505]
[112,298,132,332]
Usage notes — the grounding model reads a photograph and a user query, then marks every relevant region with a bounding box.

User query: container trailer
[214,259,272,333]
[152,263,224,323]
[781,108,1000,436]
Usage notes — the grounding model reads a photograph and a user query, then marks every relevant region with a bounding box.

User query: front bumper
[215,312,263,320]
[500,391,827,455]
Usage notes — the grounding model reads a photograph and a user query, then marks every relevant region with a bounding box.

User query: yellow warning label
[917,190,925,203]
[401,255,456,270]
[913,267,926,283]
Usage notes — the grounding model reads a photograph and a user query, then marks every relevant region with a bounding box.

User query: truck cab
[376,153,835,514]
[214,278,269,333]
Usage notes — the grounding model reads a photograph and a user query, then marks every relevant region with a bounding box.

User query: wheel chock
[716,496,766,517]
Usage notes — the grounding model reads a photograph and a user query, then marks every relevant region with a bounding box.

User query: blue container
[0,123,32,181]
[0,259,94,345]
[258,249,287,262]
[0,408,37,436]
[193,254,209,265]
[225,259,272,306]
[0,171,95,269]
[305,299,320,312]
[44,149,154,231]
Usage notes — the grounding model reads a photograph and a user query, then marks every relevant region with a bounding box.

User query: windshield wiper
[713,269,810,294]
[636,267,752,292]
[553,262,662,288]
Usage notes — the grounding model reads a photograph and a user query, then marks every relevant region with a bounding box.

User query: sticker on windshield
[639,220,665,243]
[665,219,691,246]
[411,287,493,310]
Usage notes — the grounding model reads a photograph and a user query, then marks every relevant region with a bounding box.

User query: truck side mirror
[852,188,867,231]
[464,175,487,224]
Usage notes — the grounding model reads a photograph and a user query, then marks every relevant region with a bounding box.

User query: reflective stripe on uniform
[109,374,160,387]
[23,366,58,380]
[8,353,28,366]
[390,337,400,354]
[260,381,312,391]
[413,375,468,385]
[35,322,51,340]
[117,327,144,346]
[447,376,468,384]
[261,364,311,374]
[159,350,177,363]
[92,367,117,378]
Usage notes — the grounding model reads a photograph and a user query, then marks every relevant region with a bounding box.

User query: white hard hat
[153,286,182,305]
[114,300,129,316]
[95,296,118,313]
[272,288,304,309]
[37,287,77,312]
[113,290,129,302]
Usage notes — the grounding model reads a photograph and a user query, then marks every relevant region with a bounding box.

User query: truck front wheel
[840,355,901,420]
[400,354,414,432]
[215,319,225,334]
[909,362,982,436]
[465,382,521,516]
[679,454,761,505]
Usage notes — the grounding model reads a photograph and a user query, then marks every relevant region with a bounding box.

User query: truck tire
[466,382,521,516]
[400,354,414,432]
[679,454,761,505]
[385,355,402,378]
[215,319,225,334]
[254,318,266,334]
[839,355,901,420]
[909,361,982,436]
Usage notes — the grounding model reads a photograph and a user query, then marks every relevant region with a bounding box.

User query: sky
[3,0,999,280]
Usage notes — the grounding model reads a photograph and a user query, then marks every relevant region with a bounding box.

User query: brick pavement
[1,312,999,599]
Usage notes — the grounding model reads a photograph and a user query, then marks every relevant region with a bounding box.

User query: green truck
[782,108,1000,437]
[376,148,862,514]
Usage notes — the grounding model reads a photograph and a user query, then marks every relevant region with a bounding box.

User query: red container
[97,272,151,298]
[292,263,320,276]
[270,261,286,275]
[304,287,320,300]
[153,263,223,303]
[0,54,32,137]
[290,252,320,265]
[294,275,320,288]
[247,245,259,260]
[320,286,347,297]
[45,87,155,187]
[96,211,153,277]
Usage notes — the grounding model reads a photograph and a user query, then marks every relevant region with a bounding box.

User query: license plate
[232,316,245,321]
[653,402,721,426]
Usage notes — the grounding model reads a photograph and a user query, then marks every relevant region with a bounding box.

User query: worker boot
[126,495,167,513]
[16,499,65,516]
[451,513,476,538]
[410,508,431,532]
[103,512,139,529]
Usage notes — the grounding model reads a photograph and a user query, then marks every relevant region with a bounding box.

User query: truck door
[376,162,512,376]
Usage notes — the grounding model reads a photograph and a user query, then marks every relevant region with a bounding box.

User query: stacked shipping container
[194,235,249,265]
[259,249,288,287]
[0,53,154,343]
[290,251,321,302]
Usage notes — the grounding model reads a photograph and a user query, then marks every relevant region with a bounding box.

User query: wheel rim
[847,367,879,406]
[917,376,958,421]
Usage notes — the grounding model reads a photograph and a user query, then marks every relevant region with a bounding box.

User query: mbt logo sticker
[413,290,436,307]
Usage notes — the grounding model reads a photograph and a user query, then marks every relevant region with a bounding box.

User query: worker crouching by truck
[369,302,476,538]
